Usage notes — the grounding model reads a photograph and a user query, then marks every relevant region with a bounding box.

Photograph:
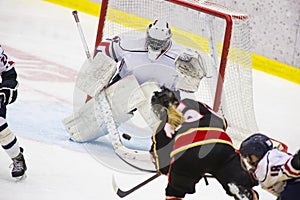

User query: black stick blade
[112,173,160,198]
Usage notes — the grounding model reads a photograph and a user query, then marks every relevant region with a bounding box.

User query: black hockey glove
[0,87,17,105]
[291,149,300,170]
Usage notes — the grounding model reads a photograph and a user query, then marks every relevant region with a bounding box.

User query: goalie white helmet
[145,19,172,61]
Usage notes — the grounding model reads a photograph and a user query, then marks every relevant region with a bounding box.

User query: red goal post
[93,0,258,147]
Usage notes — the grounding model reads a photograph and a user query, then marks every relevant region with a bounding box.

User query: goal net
[93,0,258,148]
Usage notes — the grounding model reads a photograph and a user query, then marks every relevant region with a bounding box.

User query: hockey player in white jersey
[239,133,300,199]
[64,19,208,142]
[0,45,27,178]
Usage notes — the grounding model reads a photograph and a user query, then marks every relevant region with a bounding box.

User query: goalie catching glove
[175,49,208,92]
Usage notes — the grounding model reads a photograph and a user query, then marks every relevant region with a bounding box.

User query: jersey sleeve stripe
[283,158,300,177]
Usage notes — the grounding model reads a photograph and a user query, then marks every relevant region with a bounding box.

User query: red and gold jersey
[150,98,230,174]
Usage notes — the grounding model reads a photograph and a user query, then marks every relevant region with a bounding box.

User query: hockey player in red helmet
[240,133,300,199]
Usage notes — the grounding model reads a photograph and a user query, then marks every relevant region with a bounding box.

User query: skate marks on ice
[1,45,91,153]
[3,45,77,103]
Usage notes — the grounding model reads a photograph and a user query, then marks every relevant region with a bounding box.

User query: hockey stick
[112,172,215,198]
[72,10,91,59]
[112,173,161,198]
[95,92,156,172]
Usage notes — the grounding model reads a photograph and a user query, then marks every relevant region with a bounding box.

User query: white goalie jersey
[96,34,206,92]
[253,148,300,197]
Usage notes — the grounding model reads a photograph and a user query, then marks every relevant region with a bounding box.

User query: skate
[11,147,27,179]
[228,183,253,200]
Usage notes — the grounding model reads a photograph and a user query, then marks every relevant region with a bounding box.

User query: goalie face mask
[145,19,172,61]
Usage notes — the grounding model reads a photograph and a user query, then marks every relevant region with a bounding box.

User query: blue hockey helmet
[239,133,273,166]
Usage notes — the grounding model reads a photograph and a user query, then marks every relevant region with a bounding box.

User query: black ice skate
[228,183,255,200]
[11,147,27,178]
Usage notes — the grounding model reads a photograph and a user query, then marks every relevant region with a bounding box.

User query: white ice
[0,0,299,199]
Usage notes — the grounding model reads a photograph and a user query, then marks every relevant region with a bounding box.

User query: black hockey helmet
[151,86,180,117]
[239,133,273,165]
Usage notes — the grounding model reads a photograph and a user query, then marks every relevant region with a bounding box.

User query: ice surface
[0,0,299,199]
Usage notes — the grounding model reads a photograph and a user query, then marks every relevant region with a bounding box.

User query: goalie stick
[72,10,91,59]
[95,91,156,172]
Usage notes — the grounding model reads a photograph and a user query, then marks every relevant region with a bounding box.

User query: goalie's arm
[94,37,122,62]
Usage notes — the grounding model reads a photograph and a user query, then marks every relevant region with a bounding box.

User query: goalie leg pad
[105,75,146,124]
[135,81,160,131]
[64,75,142,143]
[62,98,108,142]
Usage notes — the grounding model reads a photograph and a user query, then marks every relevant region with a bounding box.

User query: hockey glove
[75,53,117,97]
[0,87,18,105]
[175,49,208,92]
[291,149,300,170]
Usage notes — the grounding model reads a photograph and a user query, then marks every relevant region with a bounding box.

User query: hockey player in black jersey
[0,46,27,178]
[150,86,258,200]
